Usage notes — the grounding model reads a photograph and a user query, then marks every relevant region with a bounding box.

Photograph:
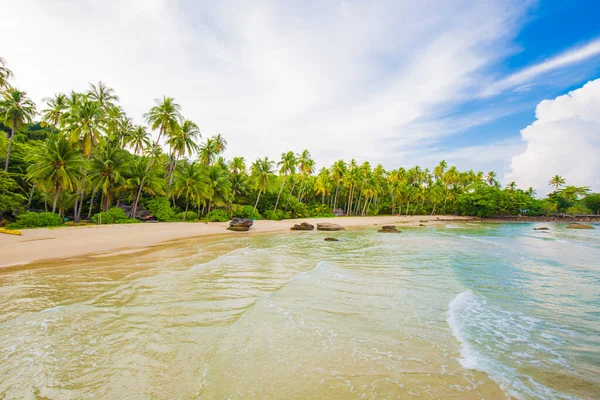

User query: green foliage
[92,207,138,224]
[174,211,198,221]
[231,204,261,219]
[583,193,600,214]
[146,197,176,221]
[527,199,558,216]
[264,209,285,220]
[565,205,591,215]
[206,209,229,222]
[456,184,500,217]
[309,204,334,218]
[11,212,63,228]
[0,171,26,213]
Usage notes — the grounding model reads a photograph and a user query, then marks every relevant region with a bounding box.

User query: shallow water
[0,223,598,399]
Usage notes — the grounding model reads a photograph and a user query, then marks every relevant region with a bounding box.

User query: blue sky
[1,0,600,193]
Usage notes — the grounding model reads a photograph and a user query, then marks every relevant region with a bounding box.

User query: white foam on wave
[447,291,579,400]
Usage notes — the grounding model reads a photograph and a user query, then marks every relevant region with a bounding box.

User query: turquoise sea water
[0,222,598,398]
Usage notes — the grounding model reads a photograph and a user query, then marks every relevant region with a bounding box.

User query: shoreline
[0,215,475,269]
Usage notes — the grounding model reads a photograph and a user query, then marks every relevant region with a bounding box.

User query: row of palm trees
[1,57,545,221]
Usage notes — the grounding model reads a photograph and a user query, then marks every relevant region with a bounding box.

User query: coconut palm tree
[143,96,182,144]
[205,165,232,214]
[0,57,13,89]
[40,93,68,128]
[315,167,332,206]
[26,135,84,213]
[62,96,105,157]
[88,81,119,112]
[127,126,151,155]
[250,157,275,218]
[173,162,210,219]
[214,133,227,154]
[434,160,447,181]
[229,156,246,175]
[89,143,130,211]
[166,120,200,196]
[330,159,346,212]
[127,157,164,218]
[199,137,219,166]
[274,151,297,211]
[1,88,37,171]
[549,175,566,191]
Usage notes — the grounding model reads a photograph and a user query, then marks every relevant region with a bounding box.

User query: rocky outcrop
[419,224,426,227]
[317,223,345,231]
[378,225,400,233]
[533,227,550,231]
[324,237,339,241]
[291,222,314,231]
[566,223,594,229]
[227,218,253,231]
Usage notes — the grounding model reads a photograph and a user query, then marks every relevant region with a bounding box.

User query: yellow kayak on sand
[0,227,22,236]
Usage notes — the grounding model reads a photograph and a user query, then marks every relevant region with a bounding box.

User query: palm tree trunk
[3,121,16,172]
[27,186,35,209]
[252,189,262,218]
[284,179,297,213]
[184,197,189,221]
[333,183,340,213]
[52,192,58,213]
[274,175,287,212]
[88,190,97,219]
[443,188,449,214]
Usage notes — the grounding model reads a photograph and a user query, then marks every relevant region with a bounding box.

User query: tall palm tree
[143,96,182,144]
[26,135,84,213]
[331,159,346,212]
[229,156,246,175]
[40,93,68,128]
[214,133,227,154]
[199,137,219,166]
[88,81,119,111]
[127,126,151,155]
[174,162,210,219]
[434,160,447,181]
[0,88,37,171]
[315,167,331,206]
[296,149,314,202]
[62,96,105,157]
[205,165,232,214]
[274,151,297,211]
[89,143,129,211]
[166,119,200,196]
[0,57,13,89]
[549,175,566,191]
[250,157,275,218]
[127,157,164,218]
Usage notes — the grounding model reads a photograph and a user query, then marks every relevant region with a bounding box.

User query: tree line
[1,57,598,227]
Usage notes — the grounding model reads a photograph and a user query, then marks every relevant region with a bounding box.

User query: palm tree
[315,167,332,206]
[434,160,447,181]
[62,96,104,157]
[127,157,164,218]
[26,135,84,213]
[143,96,182,144]
[173,162,210,219]
[250,157,275,218]
[0,57,13,88]
[89,143,129,211]
[296,149,314,202]
[205,165,232,214]
[274,151,297,211]
[1,88,37,171]
[229,157,246,175]
[127,126,151,155]
[331,159,346,212]
[166,119,200,196]
[40,93,68,128]
[486,171,497,186]
[199,138,219,166]
[88,81,119,111]
[549,175,565,191]
[214,133,227,154]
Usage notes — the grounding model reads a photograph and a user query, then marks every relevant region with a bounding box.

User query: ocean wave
[447,291,578,400]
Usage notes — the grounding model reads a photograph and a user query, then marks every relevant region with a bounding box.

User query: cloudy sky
[2,0,599,194]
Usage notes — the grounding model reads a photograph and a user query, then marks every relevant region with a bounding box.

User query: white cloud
[0,0,533,167]
[504,79,600,195]
[482,38,600,97]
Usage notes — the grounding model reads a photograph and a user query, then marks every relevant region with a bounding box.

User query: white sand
[0,215,471,268]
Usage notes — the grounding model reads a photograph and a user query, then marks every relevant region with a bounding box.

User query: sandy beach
[0,215,471,268]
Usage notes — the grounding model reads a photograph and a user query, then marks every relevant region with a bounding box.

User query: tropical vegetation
[1,57,598,228]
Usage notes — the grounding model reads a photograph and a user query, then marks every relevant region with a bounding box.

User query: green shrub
[206,209,229,222]
[231,204,261,219]
[11,212,63,228]
[146,197,176,221]
[566,205,591,215]
[264,209,285,220]
[174,211,198,221]
[92,207,139,224]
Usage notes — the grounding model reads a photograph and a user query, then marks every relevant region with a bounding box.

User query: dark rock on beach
[317,223,345,231]
[419,224,426,227]
[567,223,594,229]
[324,237,339,241]
[533,227,550,231]
[378,225,400,233]
[227,218,253,231]
[291,222,314,231]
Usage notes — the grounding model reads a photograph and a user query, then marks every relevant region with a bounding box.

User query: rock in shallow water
[317,223,345,231]
[324,237,339,241]
[533,227,550,231]
[291,222,314,231]
[378,225,401,233]
[566,223,594,229]
[227,218,253,231]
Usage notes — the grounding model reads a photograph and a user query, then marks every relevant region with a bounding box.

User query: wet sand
[0,215,471,268]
